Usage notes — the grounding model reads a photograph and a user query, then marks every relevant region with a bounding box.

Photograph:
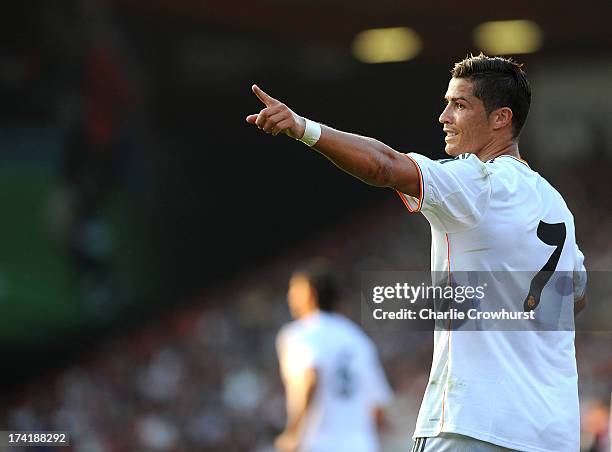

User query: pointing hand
[246,85,306,139]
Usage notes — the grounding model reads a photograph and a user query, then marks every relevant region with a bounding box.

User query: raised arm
[246,85,420,197]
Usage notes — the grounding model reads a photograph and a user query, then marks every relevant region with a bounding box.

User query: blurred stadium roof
[112,0,612,56]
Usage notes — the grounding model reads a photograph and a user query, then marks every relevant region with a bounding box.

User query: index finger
[252,84,279,107]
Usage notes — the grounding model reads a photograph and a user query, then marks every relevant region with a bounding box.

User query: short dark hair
[451,53,531,139]
[293,258,339,312]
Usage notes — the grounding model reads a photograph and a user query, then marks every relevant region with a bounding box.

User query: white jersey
[398,153,587,452]
[276,311,392,452]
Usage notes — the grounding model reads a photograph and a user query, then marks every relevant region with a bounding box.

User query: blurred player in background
[275,259,392,452]
[248,54,588,451]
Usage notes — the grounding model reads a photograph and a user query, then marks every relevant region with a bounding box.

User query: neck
[474,139,520,162]
[299,308,320,320]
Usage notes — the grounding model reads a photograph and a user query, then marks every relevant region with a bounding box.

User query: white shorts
[412,433,520,452]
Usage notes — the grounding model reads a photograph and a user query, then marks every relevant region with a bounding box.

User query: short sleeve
[276,327,317,382]
[397,152,491,232]
[573,244,587,299]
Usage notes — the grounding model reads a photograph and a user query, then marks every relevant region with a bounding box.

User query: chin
[444,145,460,157]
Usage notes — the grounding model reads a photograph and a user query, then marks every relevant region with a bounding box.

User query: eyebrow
[444,96,472,105]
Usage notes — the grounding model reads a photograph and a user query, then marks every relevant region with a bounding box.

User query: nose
[439,103,452,124]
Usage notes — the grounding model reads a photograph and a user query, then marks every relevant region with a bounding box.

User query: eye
[455,102,465,110]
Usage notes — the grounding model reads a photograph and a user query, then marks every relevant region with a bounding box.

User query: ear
[490,107,513,131]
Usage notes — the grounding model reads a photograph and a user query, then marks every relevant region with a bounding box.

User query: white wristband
[298,118,321,147]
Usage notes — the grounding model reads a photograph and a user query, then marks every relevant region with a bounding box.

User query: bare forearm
[312,125,402,187]
[285,369,317,432]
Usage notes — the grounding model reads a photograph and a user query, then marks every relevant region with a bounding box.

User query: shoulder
[404,152,491,228]
[330,314,376,350]
[484,155,541,193]
[487,156,568,201]
[276,320,305,346]
[408,152,491,189]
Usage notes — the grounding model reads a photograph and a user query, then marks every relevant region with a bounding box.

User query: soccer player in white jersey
[247,54,588,451]
[275,260,393,452]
